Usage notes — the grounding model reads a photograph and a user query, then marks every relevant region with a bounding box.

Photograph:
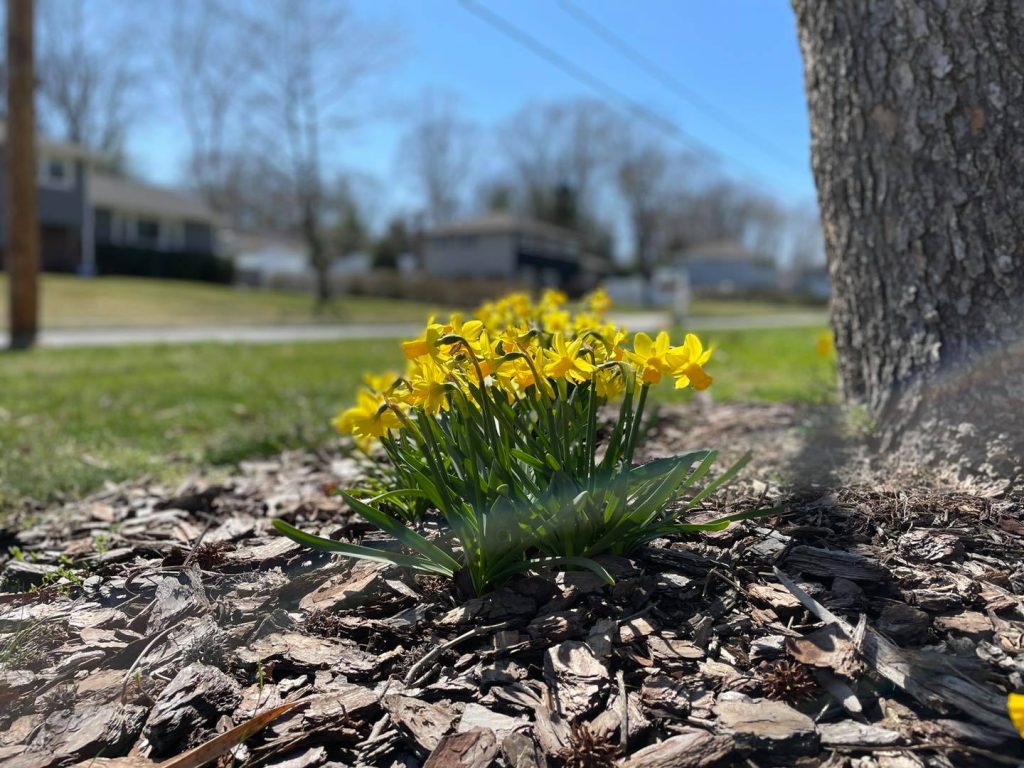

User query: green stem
[623,384,650,467]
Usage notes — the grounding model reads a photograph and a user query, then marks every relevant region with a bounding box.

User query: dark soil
[2,402,1023,768]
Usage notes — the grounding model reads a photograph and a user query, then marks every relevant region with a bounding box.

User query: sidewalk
[35,311,827,348]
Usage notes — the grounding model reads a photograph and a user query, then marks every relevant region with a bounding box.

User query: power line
[456,0,724,167]
[557,0,803,170]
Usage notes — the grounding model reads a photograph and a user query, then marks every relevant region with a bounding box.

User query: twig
[772,566,1015,736]
[616,669,628,753]
[402,621,510,686]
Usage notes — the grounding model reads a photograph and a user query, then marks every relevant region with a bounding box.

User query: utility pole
[6,0,39,350]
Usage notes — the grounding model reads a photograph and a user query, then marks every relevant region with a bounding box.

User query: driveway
[35,311,827,348]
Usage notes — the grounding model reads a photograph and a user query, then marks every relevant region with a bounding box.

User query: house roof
[678,240,760,263]
[91,173,217,223]
[0,121,100,160]
[426,213,579,243]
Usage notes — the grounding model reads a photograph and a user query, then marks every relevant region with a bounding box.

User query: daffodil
[594,367,626,398]
[586,288,612,315]
[406,360,451,415]
[628,331,674,384]
[816,331,835,359]
[1009,693,1024,737]
[543,333,595,383]
[402,321,444,361]
[332,389,401,446]
[667,333,713,391]
[363,370,399,393]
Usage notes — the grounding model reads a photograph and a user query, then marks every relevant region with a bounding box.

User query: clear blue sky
[133,0,815,213]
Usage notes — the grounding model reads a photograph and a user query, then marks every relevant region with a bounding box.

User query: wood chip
[618,728,733,768]
[543,640,609,720]
[423,728,500,768]
[384,694,457,752]
[784,545,889,582]
[786,624,864,677]
[714,695,819,756]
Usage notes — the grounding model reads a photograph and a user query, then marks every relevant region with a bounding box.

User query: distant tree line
[1,0,824,303]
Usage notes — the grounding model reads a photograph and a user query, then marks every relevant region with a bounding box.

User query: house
[662,240,777,296]
[792,264,830,300]
[229,232,374,291]
[0,125,221,279]
[422,213,589,292]
[0,128,92,272]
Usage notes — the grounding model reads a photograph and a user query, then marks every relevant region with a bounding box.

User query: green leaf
[340,492,463,574]
[684,451,752,511]
[271,519,454,576]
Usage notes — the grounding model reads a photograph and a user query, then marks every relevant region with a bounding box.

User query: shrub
[274,289,751,595]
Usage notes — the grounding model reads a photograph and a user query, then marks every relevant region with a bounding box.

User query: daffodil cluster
[334,288,713,448]
[274,289,748,598]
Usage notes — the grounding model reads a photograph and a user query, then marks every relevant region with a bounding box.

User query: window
[37,156,75,190]
[160,221,185,251]
[136,218,161,246]
[108,212,187,251]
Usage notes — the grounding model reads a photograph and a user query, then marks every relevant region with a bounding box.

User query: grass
[0,274,450,328]
[0,274,822,329]
[686,298,825,317]
[612,298,825,316]
[0,326,832,513]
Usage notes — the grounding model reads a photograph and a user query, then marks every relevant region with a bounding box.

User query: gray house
[669,240,777,295]
[0,126,219,277]
[422,213,588,291]
[0,128,91,272]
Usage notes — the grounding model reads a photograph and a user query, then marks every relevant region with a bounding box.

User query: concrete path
[35,311,827,348]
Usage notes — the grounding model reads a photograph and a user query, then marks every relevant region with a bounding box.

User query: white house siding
[423,233,516,278]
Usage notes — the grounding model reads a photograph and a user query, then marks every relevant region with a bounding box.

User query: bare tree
[243,0,398,305]
[35,0,148,167]
[793,0,1024,488]
[400,92,476,227]
[615,132,675,291]
[167,0,260,214]
[500,98,622,228]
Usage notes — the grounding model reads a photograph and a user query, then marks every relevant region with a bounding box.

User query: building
[0,129,92,272]
[422,213,588,291]
[0,125,219,277]
[665,240,777,296]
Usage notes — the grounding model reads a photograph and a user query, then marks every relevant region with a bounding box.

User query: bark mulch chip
[2,403,1024,767]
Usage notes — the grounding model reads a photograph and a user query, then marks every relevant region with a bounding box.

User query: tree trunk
[6,0,39,350]
[301,192,329,306]
[792,0,1024,488]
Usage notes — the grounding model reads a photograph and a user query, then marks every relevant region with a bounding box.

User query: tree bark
[792,0,1024,488]
[6,0,39,350]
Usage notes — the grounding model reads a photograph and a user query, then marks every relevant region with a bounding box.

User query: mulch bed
[2,402,1024,767]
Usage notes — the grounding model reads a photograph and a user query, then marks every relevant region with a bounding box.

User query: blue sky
[133,0,815,214]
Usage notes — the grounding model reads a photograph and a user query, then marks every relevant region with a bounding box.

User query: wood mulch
[2,402,1024,768]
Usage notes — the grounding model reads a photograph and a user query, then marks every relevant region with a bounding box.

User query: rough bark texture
[792,1,1024,488]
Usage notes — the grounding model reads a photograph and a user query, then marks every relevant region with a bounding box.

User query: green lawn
[0,326,832,513]
[0,274,822,330]
[0,274,449,328]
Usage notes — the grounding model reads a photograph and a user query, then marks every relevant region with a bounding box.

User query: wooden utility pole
[6,0,39,350]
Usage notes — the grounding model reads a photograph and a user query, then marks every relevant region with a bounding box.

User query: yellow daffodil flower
[543,333,595,384]
[816,331,835,359]
[332,389,402,446]
[586,288,612,315]
[667,333,713,391]
[362,370,399,393]
[407,360,451,415]
[1009,693,1024,737]
[628,331,674,384]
